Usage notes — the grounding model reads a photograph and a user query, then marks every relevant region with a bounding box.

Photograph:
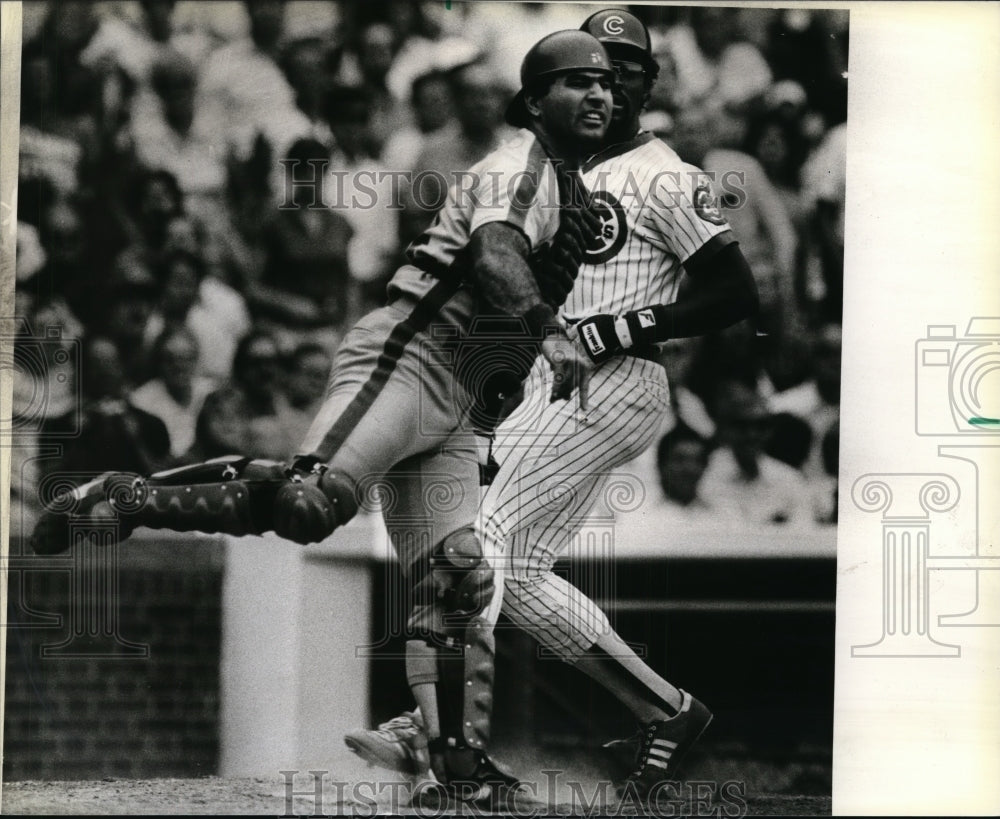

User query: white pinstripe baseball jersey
[562,132,735,321]
[478,132,740,661]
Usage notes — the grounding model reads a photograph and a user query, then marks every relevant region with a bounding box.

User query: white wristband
[614,315,634,350]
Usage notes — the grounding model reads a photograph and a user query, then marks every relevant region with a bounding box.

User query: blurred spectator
[325,85,398,307]
[381,70,455,172]
[764,9,848,126]
[663,7,772,112]
[77,0,213,88]
[769,322,842,479]
[15,221,47,297]
[30,199,95,329]
[280,36,337,144]
[45,335,171,483]
[402,61,509,245]
[21,4,106,193]
[646,29,680,115]
[654,425,715,521]
[163,211,256,307]
[197,0,304,162]
[182,387,252,463]
[382,0,480,102]
[277,342,334,449]
[143,248,252,385]
[355,22,411,157]
[699,380,813,527]
[104,256,160,388]
[210,331,298,460]
[764,412,814,471]
[801,122,847,324]
[671,105,799,334]
[252,138,357,352]
[744,107,810,229]
[130,51,227,225]
[130,325,215,459]
[118,168,185,271]
[18,39,86,198]
[462,2,594,93]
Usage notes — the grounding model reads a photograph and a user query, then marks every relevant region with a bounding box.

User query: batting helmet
[580,9,659,80]
[504,30,614,127]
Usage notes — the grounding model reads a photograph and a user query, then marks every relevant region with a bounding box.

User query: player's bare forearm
[467,222,549,321]
[467,222,589,405]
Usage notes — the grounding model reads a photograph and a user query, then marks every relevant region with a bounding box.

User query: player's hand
[541,335,593,410]
[575,313,629,365]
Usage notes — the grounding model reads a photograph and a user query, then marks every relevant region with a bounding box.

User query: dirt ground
[1,776,831,816]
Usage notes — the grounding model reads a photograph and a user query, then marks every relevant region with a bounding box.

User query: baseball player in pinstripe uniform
[32,30,615,807]
[345,9,760,804]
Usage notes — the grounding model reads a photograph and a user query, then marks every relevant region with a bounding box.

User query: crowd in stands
[12,1,847,538]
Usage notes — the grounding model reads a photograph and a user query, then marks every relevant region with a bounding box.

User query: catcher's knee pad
[272,468,358,544]
[411,527,497,627]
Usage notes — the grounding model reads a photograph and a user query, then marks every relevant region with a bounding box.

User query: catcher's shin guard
[31,456,357,553]
[124,457,287,536]
[405,527,498,782]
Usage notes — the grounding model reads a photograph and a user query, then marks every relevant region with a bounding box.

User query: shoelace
[602,729,643,752]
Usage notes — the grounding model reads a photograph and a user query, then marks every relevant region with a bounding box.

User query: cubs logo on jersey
[693,181,726,225]
[562,132,734,320]
[585,190,628,264]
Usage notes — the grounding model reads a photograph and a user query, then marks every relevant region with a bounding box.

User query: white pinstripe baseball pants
[477,351,669,660]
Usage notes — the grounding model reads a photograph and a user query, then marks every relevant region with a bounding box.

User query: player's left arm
[575,166,759,365]
[576,235,759,364]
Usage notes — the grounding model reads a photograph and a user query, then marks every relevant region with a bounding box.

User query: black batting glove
[576,305,668,364]
[575,313,626,364]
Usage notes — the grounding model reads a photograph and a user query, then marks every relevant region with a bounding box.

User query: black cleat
[618,690,713,800]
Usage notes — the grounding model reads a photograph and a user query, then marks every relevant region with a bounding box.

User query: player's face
[609,58,647,127]
[532,70,612,150]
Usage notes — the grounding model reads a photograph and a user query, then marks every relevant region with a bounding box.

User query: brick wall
[3,534,225,781]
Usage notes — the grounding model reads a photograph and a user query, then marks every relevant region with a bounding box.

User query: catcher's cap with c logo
[505,30,613,127]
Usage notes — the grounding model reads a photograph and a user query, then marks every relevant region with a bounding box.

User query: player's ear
[524,91,544,121]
